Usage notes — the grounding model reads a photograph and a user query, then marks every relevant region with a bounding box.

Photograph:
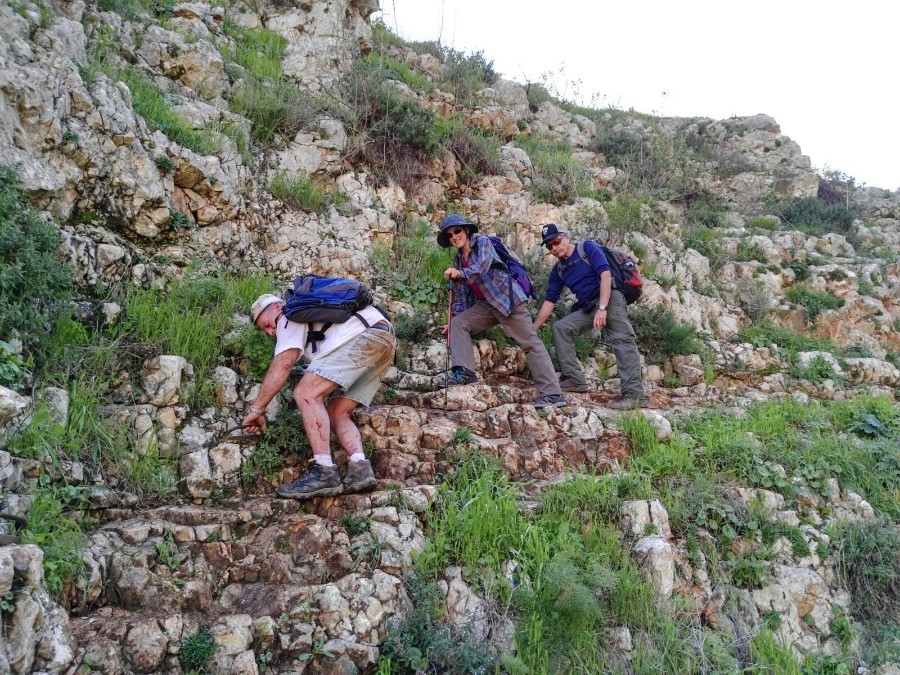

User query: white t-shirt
[273,305,387,363]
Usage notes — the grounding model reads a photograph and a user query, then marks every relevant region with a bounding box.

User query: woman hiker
[437,213,565,408]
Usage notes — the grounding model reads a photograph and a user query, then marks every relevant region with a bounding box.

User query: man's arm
[533,300,557,330]
[593,270,612,329]
[242,347,299,432]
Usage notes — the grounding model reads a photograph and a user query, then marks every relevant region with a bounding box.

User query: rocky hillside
[0,0,898,673]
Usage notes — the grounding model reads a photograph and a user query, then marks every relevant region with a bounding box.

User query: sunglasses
[547,237,564,249]
[448,227,467,236]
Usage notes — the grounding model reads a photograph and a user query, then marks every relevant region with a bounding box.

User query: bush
[593,123,701,198]
[777,197,855,235]
[379,572,494,674]
[737,280,773,325]
[439,118,504,184]
[516,135,593,205]
[786,285,845,321]
[629,304,701,364]
[438,48,498,104]
[837,520,900,623]
[369,219,448,309]
[0,165,75,362]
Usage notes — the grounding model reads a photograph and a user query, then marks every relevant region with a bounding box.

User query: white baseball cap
[250,293,282,323]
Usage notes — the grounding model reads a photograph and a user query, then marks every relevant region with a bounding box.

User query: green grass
[269,170,337,213]
[408,447,873,672]
[118,274,272,405]
[113,67,221,155]
[220,20,287,81]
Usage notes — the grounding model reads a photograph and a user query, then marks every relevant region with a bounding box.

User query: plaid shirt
[451,235,526,317]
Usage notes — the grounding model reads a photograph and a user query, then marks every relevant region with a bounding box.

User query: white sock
[313,454,334,467]
[349,453,366,463]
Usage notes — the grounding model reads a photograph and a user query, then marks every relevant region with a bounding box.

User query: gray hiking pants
[552,289,644,399]
[450,301,562,397]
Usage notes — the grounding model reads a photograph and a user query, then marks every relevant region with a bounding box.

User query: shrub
[0,340,27,389]
[837,520,900,623]
[786,285,844,320]
[629,304,701,364]
[393,309,433,343]
[0,165,75,362]
[525,82,552,112]
[439,117,504,183]
[379,572,494,674]
[777,197,855,235]
[593,123,701,198]
[516,135,592,205]
[737,280,773,324]
[154,155,174,174]
[438,48,498,104]
[369,219,448,309]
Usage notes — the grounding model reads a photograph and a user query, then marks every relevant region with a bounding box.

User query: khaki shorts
[306,325,396,406]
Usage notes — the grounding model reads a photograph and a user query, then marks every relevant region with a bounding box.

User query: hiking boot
[559,378,591,393]
[441,366,477,386]
[608,397,649,411]
[343,459,377,494]
[276,462,343,499]
[532,394,567,408]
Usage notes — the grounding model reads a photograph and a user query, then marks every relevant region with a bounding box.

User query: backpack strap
[305,311,375,354]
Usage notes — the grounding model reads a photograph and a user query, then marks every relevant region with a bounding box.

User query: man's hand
[593,308,608,330]
[242,411,267,434]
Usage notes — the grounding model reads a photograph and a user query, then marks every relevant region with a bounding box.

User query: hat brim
[542,231,568,247]
[437,223,478,248]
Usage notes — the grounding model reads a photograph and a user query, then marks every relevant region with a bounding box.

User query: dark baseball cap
[541,223,569,247]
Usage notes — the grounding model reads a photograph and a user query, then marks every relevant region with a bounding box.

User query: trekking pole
[445,283,452,410]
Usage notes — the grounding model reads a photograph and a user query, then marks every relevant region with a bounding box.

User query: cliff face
[1,1,899,674]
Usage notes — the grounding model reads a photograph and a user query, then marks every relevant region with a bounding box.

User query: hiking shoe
[532,394,567,408]
[343,459,377,494]
[608,397,649,410]
[559,379,591,393]
[441,366,477,386]
[276,462,343,499]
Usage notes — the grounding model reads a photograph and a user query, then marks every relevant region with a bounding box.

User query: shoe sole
[276,484,344,499]
[561,386,591,393]
[343,477,377,493]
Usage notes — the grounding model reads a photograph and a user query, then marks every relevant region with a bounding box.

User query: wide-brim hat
[437,213,479,248]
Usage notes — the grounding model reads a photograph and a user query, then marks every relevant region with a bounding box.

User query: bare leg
[293,372,340,457]
[327,396,362,456]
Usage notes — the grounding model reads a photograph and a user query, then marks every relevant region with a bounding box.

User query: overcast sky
[375,0,899,191]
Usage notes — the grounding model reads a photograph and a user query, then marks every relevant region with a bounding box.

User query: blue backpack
[283,275,386,352]
[484,235,537,300]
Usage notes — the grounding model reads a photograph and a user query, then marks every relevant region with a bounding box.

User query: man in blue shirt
[532,224,647,409]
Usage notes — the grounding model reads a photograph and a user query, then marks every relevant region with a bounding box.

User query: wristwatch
[597,304,607,311]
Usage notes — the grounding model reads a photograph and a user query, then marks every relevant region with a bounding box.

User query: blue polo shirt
[546,240,611,312]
